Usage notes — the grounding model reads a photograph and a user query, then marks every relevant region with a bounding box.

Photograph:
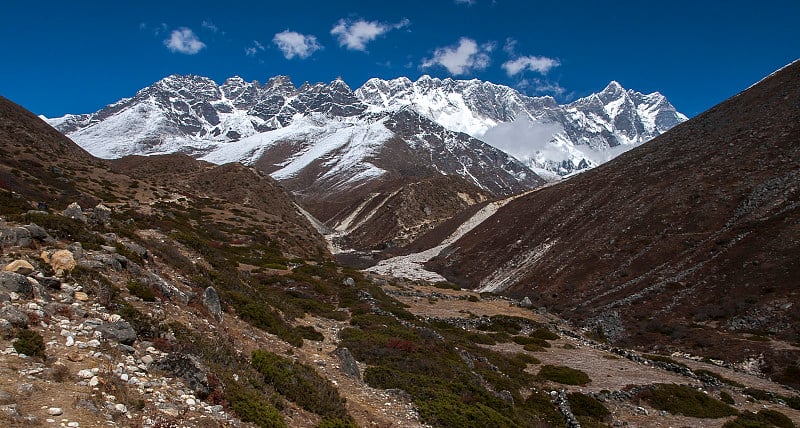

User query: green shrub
[537,365,590,385]
[744,388,774,402]
[317,419,359,428]
[477,315,525,334]
[722,410,795,428]
[720,390,735,405]
[568,392,610,420]
[226,385,286,428]
[251,350,350,420]
[13,329,45,359]
[513,336,551,348]
[529,328,559,341]
[127,281,156,302]
[467,295,479,302]
[644,384,737,418]
[520,391,567,427]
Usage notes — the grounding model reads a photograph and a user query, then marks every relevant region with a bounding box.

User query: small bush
[317,418,359,428]
[723,410,795,428]
[644,384,738,418]
[568,392,610,420]
[467,295,479,302]
[644,354,689,368]
[251,350,350,420]
[127,281,156,302]
[537,365,590,385]
[720,390,735,405]
[743,388,774,402]
[529,328,559,341]
[226,385,286,428]
[13,329,45,359]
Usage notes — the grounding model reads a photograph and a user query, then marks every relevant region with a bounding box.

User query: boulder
[96,321,137,345]
[62,202,85,223]
[155,353,210,398]
[0,272,33,296]
[0,227,32,248]
[40,250,76,277]
[93,204,112,226]
[203,287,222,321]
[333,347,360,380]
[22,224,50,241]
[342,277,356,287]
[2,260,34,276]
[0,306,28,327]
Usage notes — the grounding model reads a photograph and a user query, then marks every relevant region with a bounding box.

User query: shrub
[529,328,559,341]
[537,365,590,385]
[251,350,350,421]
[644,384,738,418]
[568,392,610,420]
[226,385,286,428]
[644,354,689,368]
[723,410,795,428]
[127,280,156,302]
[467,295,479,302]
[317,419,358,428]
[720,390,735,405]
[513,336,551,348]
[13,329,45,359]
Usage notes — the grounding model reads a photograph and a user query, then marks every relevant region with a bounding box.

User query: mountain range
[47,74,686,180]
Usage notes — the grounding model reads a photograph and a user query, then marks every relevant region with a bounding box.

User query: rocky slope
[428,60,800,387]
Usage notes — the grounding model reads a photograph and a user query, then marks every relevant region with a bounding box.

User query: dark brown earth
[429,61,800,386]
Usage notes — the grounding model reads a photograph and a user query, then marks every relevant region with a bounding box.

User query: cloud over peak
[502,55,560,76]
[272,30,322,59]
[421,37,492,76]
[164,27,206,55]
[331,18,409,51]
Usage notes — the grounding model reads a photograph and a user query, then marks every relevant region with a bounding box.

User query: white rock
[77,369,94,379]
[120,373,129,382]
[87,339,100,348]
[65,336,75,347]
[88,376,99,387]
[67,422,79,427]
[185,398,196,406]
[60,329,71,337]
[114,403,127,413]
[140,355,154,365]
[47,407,63,416]
[109,314,121,322]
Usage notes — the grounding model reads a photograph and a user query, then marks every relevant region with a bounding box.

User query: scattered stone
[2,260,34,275]
[155,353,210,398]
[22,224,50,242]
[65,336,75,347]
[0,390,12,405]
[74,291,89,301]
[77,369,94,379]
[96,321,137,345]
[520,296,533,308]
[89,376,100,387]
[16,383,38,396]
[47,407,63,416]
[202,286,222,321]
[343,277,356,287]
[140,355,154,365]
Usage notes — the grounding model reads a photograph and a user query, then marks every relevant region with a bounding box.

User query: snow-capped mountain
[49,74,685,180]
[356,76,687,178]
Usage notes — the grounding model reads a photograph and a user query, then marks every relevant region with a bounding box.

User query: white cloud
[245,40,265,57]
[201,20,218,33]
[421,37,492,75]
[164,28,206,55]
[502,55,560,76]
[331,18,409,51]
[517,78,565,96]
[503,38,517,54]
[454,0,476,5]
[272,30,322,59]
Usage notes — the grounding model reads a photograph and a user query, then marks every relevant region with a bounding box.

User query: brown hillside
[429,61,800,384]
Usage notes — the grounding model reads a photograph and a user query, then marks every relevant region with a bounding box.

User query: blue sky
[1,0,798,118]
